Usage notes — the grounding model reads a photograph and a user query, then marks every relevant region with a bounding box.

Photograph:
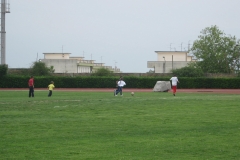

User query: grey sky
[5,0,240,72]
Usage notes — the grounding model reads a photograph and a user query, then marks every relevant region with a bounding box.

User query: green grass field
[0,90,240,160]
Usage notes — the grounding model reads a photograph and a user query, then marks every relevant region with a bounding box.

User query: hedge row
[1,76,240,89]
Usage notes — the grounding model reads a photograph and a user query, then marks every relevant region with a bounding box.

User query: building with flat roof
[40,53,121,73]
[147,51,196,73]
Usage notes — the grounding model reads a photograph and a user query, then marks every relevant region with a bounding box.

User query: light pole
[114,60,117,71]
[163,56,166,73]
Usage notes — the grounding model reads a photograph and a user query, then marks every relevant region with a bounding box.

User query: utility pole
[1,0,10,64]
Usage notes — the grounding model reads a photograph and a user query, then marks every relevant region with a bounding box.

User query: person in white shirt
[114,78,126,96]
[170,75,180,96]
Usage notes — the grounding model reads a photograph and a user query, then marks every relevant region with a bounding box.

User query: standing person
[28,76,34,98]
[48,81,55,97]
[113,76,123,96]
[115,78,126,96]
[113,76,122,96]
[170,75,180,96]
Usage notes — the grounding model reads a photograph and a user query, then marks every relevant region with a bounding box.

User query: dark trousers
[29,86,34,97]
[48,90,53,97]
[115,86,123,95]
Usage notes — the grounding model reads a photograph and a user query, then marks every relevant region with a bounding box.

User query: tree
[30,62,54,76]
[172,63,204,77]
[48,66,55,74]
[0,64,8,76]
[191,25,240,73]
[92,67,113,76]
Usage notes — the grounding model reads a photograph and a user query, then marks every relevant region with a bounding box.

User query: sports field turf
[0,91,240,159]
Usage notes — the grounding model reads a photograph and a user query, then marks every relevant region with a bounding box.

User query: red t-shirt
[28,78,34,87]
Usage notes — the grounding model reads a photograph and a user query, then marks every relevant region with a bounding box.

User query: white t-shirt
[170,77,178,86]
[118,80,126,87]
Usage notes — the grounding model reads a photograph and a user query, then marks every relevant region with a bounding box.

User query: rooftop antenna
[1,0,10,64]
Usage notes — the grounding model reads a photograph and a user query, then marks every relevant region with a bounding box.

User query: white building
[40,53,121,73]
[147,51,195,73]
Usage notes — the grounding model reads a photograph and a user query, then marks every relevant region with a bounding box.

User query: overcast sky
[4,0,240,73]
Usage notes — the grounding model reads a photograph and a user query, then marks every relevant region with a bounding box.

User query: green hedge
[179,77,240,89]
[0,76,240,89]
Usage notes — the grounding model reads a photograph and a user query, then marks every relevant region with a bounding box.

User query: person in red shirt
[28,76,34,97]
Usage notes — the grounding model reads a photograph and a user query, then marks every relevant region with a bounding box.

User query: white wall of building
[147,51,195,73]
[78,66,91,73]
[148,61,191,73]
[41,53,121,73]
[44,53,71,59]
[156,51,190,61]
[187,56,193,61]
[41,59,78,73]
